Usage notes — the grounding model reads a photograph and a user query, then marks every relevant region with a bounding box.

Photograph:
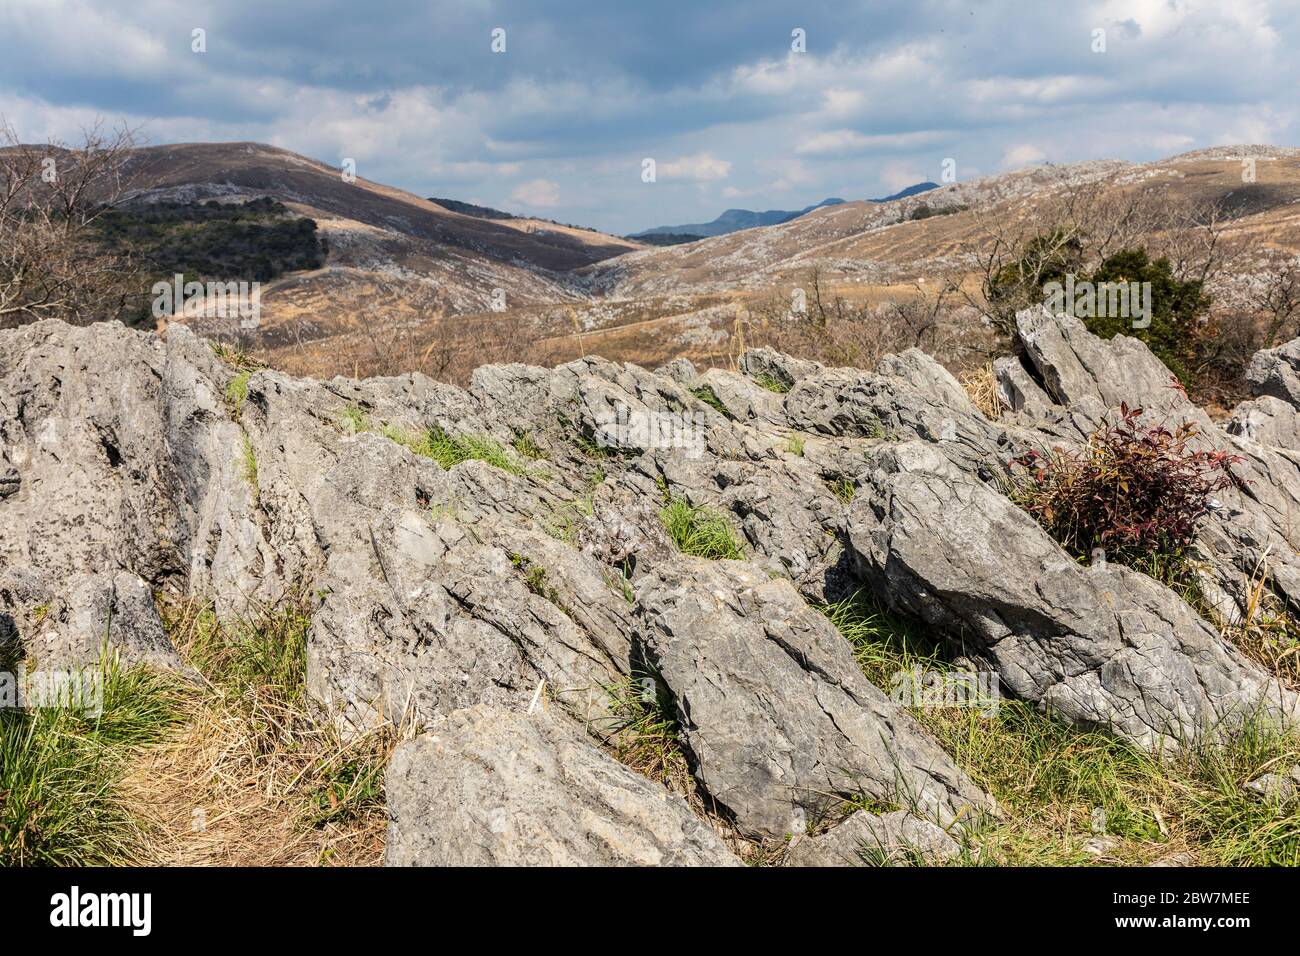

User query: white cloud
[660,152,731,181]
[796,130,871,156]
[510,178,561,207]
[821,88,866,117]
[879,160,926,192]
[796,129,945,156]
[2,0,1298,234]
[1001,143,1047,168]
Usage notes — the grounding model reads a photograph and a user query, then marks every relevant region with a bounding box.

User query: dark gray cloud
[1,0,1295,233]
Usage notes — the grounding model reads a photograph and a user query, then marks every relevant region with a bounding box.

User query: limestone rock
[633,558,996,838]
[384,704,742,866]
[785,810,961,867]
[847,441,1298,751]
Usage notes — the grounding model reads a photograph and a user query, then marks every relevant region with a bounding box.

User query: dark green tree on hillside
[1084,248,1211,382]
[989,230,1211,382]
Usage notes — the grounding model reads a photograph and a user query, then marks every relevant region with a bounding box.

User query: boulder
[384,704,742,866]
[633,558,996,838]
[1246,337,1300,407]
[1244,766,1300,802]
[785,810,961,866]
[1,566,184,672]
[847,441,1298,751]
[739,347,821,390]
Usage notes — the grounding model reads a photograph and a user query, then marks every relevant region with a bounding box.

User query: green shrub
[93,198,327,326]
[988,233,1211,381]
[1082,249,1211,382]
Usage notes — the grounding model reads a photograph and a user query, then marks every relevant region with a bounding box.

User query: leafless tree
[1250,256,1300,347]
[0,119,143,328]
[742,270,984,371]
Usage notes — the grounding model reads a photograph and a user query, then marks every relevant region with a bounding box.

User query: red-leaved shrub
[1011,404,1241,577]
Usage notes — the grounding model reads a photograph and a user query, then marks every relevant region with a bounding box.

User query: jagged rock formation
[1,309,1297,864]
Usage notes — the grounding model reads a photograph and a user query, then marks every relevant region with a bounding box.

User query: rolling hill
[105,141,1300,383]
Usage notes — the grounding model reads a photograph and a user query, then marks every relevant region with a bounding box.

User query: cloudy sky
[1,0,1296,234]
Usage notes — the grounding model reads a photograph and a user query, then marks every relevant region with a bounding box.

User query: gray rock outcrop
[634,559,995,838]
[3,308,1300,864]
[385,705,741,866]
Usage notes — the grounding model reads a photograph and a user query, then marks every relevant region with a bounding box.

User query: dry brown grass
[121,710,387,866]
[960,361,1004,419]
[120,595,416,867]
[1218,557,1300,690]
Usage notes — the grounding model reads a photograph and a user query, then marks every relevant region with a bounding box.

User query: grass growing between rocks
[512,430,548,461]
[753,373,790,394]
[101,595,414,866]
[690,385,732,418]
[238,433,258,491]
[338,404,536,478]
[209,341,265,373]
[0,657,188,865]
[602,675,696,799]
[599,674,769,863]
[224,370,251,416]
[829,477,857,504]
[660,497,745,560]
[381,422,532,477]
[825,590,1300,866]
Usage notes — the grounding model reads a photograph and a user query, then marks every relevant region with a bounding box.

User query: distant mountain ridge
[631,198,846,239]
[631,183,939,239]
[873,182,939,202]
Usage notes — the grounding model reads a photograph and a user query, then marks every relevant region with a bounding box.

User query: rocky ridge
[0,307,1297,864]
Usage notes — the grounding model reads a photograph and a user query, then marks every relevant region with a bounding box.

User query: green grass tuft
[339,404,369,433]
[512,431,548,461]
[602,674,696,797]
[238,433,258,491]
[690,385,732,417]
[224,371,251,415]
[383,423,528,476]
[754,373,790,394]
[209,342,265,373]
[660,497,745,560]
[830,477,856,503]
[0,656,188,866]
